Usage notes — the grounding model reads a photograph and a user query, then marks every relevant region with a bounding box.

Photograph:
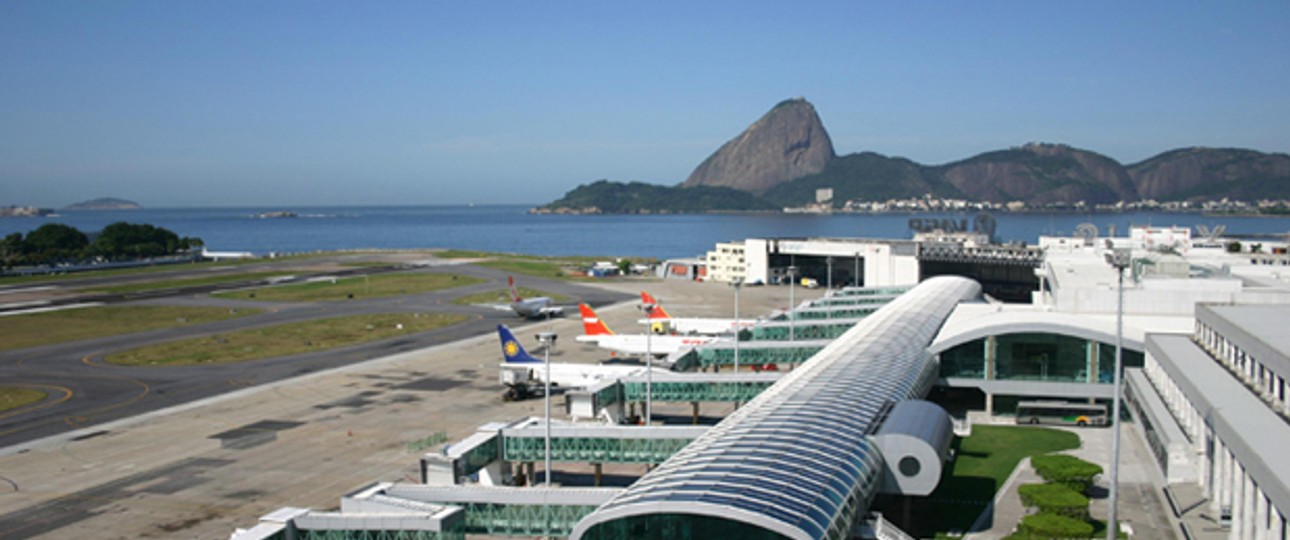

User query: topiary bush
[1031,454,1103,494]
[1018,512,1094,539]
[1018,482,1090,520]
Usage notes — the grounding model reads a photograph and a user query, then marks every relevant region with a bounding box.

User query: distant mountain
[682,98,834,193]
[934,143,1138,205]
[541,98,1290,213]
[533,180,777,214]
[1128,147,1290,201]
[63,197,141,211]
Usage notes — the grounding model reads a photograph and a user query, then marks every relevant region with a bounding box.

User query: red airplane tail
[639,291,672,319]
[508,276,523,302]
[578,303,615,335]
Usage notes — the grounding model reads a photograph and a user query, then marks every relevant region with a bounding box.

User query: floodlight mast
[1104,246,1131,540]
[639,303,655,424]
[537,331,557,487]
[787,266,798,342]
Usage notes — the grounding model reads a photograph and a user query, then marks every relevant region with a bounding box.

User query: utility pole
[639,303,655,424]
[1104,245,1131,540]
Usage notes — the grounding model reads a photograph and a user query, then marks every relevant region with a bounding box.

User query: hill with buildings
[538,99,1290,213]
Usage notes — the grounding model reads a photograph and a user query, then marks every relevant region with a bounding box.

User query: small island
[63,197,142,211]
[257,211,298,219]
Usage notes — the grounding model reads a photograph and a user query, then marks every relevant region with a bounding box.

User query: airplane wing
[538,306,565,316]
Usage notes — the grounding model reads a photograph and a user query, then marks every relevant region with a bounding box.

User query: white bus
[1015,401,1108,427]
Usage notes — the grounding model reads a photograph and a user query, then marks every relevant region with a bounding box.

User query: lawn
[105,313,469,366]
[212,272,484,302]
[86,271,299,294]
[0,388,47,413]
[435,249,651,280]
[0,305,262,351]
[451,287,568,306]
[908,425,1081,538]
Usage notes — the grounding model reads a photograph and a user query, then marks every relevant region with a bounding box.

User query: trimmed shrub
[1018,483,1090,520]
[1032,454,1103,493]
[1018,512,1094,539]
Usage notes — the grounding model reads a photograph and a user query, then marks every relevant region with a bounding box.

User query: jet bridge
[423,419,711,487]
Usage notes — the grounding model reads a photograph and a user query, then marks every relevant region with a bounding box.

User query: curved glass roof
[571,276,982,540]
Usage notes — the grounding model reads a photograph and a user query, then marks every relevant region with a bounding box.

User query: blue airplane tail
[498,325,542,364]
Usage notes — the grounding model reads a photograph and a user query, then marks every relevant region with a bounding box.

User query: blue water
[3,206,1288,259]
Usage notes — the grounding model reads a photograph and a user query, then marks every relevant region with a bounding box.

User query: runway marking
[0,382,74,421]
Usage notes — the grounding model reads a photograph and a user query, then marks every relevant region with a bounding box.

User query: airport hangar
[234,227,1290,540]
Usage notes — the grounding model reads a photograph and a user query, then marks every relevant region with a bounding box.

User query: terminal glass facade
[580,514,791,540]
[940,333,1142,383]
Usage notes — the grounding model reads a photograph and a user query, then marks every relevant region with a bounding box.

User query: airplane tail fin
[498,325,541,363]
[508,276,523,302]
[639,291,672,319]
[578,304,615,335]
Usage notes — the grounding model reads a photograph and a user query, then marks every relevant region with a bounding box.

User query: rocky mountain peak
[682,98,835,193]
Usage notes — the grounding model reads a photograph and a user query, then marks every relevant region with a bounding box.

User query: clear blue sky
[3,1,1287,207]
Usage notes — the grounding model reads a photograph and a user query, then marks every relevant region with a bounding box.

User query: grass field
[212,272,484,302]
[0,388,47,413]
[910,425,1081,538]
[105,313,468,366]
[435,249,651,280]
[450,286,568,306]
[87,271,300,294]
[0,305,262,351]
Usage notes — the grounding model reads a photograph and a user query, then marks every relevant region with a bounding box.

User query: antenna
[1076,223,1099,246]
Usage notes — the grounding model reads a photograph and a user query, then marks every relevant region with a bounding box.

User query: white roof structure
[570,276,981,540]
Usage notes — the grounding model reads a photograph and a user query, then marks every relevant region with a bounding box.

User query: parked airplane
[638,291,758,335]
[507,276,564,318]
[576,303,720,357]
[497,325,654,400]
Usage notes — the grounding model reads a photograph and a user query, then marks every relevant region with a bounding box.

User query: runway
[0,261,630,449]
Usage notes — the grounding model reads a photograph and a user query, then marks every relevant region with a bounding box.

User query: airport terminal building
[234,226,1290,540]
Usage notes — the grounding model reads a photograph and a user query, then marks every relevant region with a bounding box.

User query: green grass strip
[0,388,47,413]
[451,287,568,306]
[213,272,485,302]
[87,271,299,294]
[921,425,1080,538]
[105,312,469,366]
[0,305,262,351]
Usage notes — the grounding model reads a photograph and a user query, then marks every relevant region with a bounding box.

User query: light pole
[787,266,797,342]
[826,257,834,319]
[732,277,742,373]
[537,331,557,487]
[1104,246,1130,540]
[854,252,860,289]
[639,303,655,424]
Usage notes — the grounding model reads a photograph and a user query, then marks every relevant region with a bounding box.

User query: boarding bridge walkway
[424,419,711,486]
[749,317,866,341]
[834,285,912,297]
[357,483,622,538]
[567,371,785,421]
[671,339,831,370]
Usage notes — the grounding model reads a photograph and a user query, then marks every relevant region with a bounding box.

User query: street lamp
[639,303,655,424]
[732,277,742,373]
[536,331,558,487]
[826,257,834,319]
[1104,246,1131,540]
[786,266,798,342]
[854,252,860,289]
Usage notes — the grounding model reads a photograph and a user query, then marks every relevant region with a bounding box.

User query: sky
[2,1,1288,208]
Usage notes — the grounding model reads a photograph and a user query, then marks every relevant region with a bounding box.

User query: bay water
[3,205,1288,260]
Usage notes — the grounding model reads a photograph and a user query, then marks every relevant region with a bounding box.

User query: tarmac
[0,268,1191,539]
[0,273,812,539]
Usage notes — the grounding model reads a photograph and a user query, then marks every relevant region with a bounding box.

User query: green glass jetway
[502,425,707,464]
[689,340,828,368]
[748,318,863,341]
[351,484,622,539]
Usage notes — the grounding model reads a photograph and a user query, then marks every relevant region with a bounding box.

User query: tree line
[1,222,203,268]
